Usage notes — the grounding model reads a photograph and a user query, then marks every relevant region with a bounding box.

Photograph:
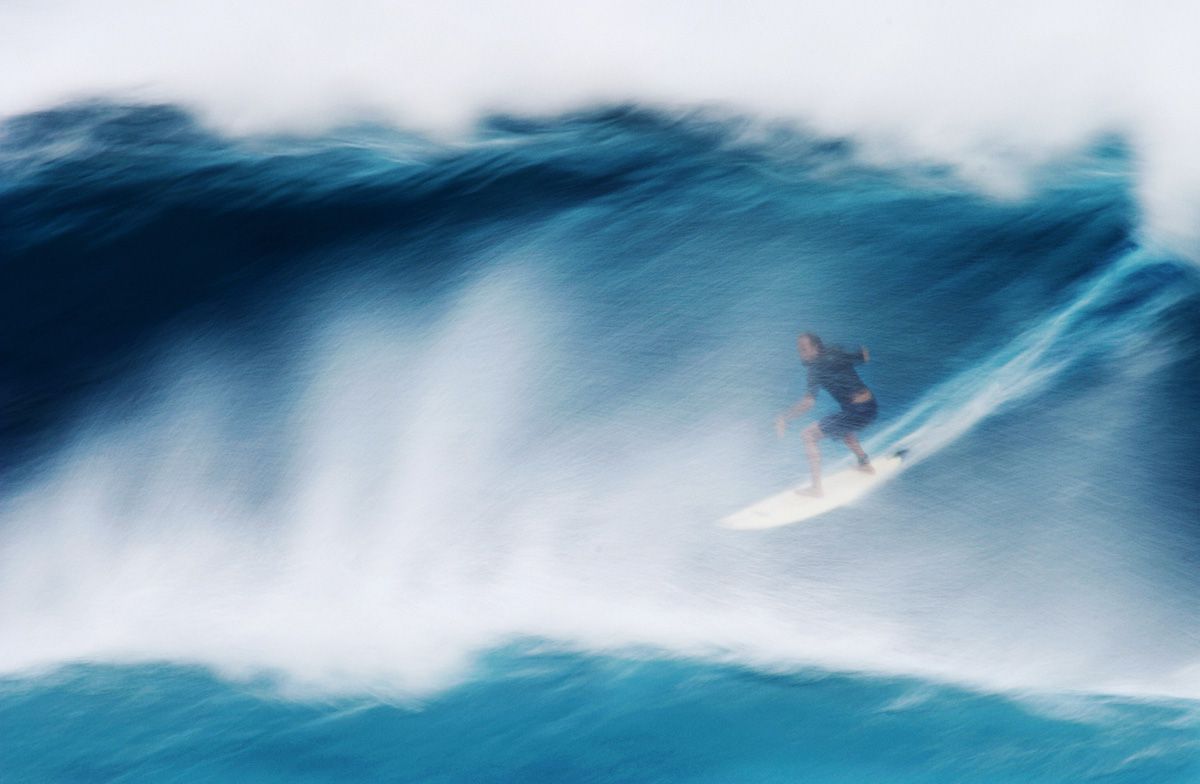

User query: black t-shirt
[804,346,869,408]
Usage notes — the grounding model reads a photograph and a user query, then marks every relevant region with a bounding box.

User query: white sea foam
[0,252,1195,700]
[1,0,1199,257]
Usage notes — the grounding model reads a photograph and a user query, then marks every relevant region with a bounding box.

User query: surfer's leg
[843,433,874,474]
[801,423,824,495]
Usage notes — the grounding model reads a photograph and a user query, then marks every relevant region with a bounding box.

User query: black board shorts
[820,399,877,438]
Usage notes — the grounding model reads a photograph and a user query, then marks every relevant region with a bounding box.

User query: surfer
[775,333,876,497]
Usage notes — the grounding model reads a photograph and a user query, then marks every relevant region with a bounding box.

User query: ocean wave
[0,104,1196,702]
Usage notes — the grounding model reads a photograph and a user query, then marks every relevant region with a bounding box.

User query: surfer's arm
[776,395,815,435]
[783,395,816,418]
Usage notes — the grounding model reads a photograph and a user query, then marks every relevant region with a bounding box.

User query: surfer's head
[798,332,823,362]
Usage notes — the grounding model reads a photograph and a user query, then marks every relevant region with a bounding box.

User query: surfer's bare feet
[797,485,824,497]
[856,461,875,474]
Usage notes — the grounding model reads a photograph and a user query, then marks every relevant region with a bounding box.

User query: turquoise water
[4,652,1197,783]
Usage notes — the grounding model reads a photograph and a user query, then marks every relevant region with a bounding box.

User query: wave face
[1,104,1198,780]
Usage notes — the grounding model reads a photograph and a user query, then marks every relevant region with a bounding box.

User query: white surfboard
[720,451,907,530]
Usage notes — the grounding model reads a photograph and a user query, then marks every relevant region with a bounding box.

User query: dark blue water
[1,104,1197,782]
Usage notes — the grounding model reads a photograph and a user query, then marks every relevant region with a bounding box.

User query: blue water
[2,653,1197,783]
[1,104,1198,782]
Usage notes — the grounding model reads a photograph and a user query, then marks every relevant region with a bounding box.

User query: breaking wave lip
[3,1,1200,257]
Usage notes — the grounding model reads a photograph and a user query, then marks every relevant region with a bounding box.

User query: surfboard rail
[720,451,907,530]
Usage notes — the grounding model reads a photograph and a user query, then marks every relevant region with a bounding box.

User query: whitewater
[1,2,1198,781]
